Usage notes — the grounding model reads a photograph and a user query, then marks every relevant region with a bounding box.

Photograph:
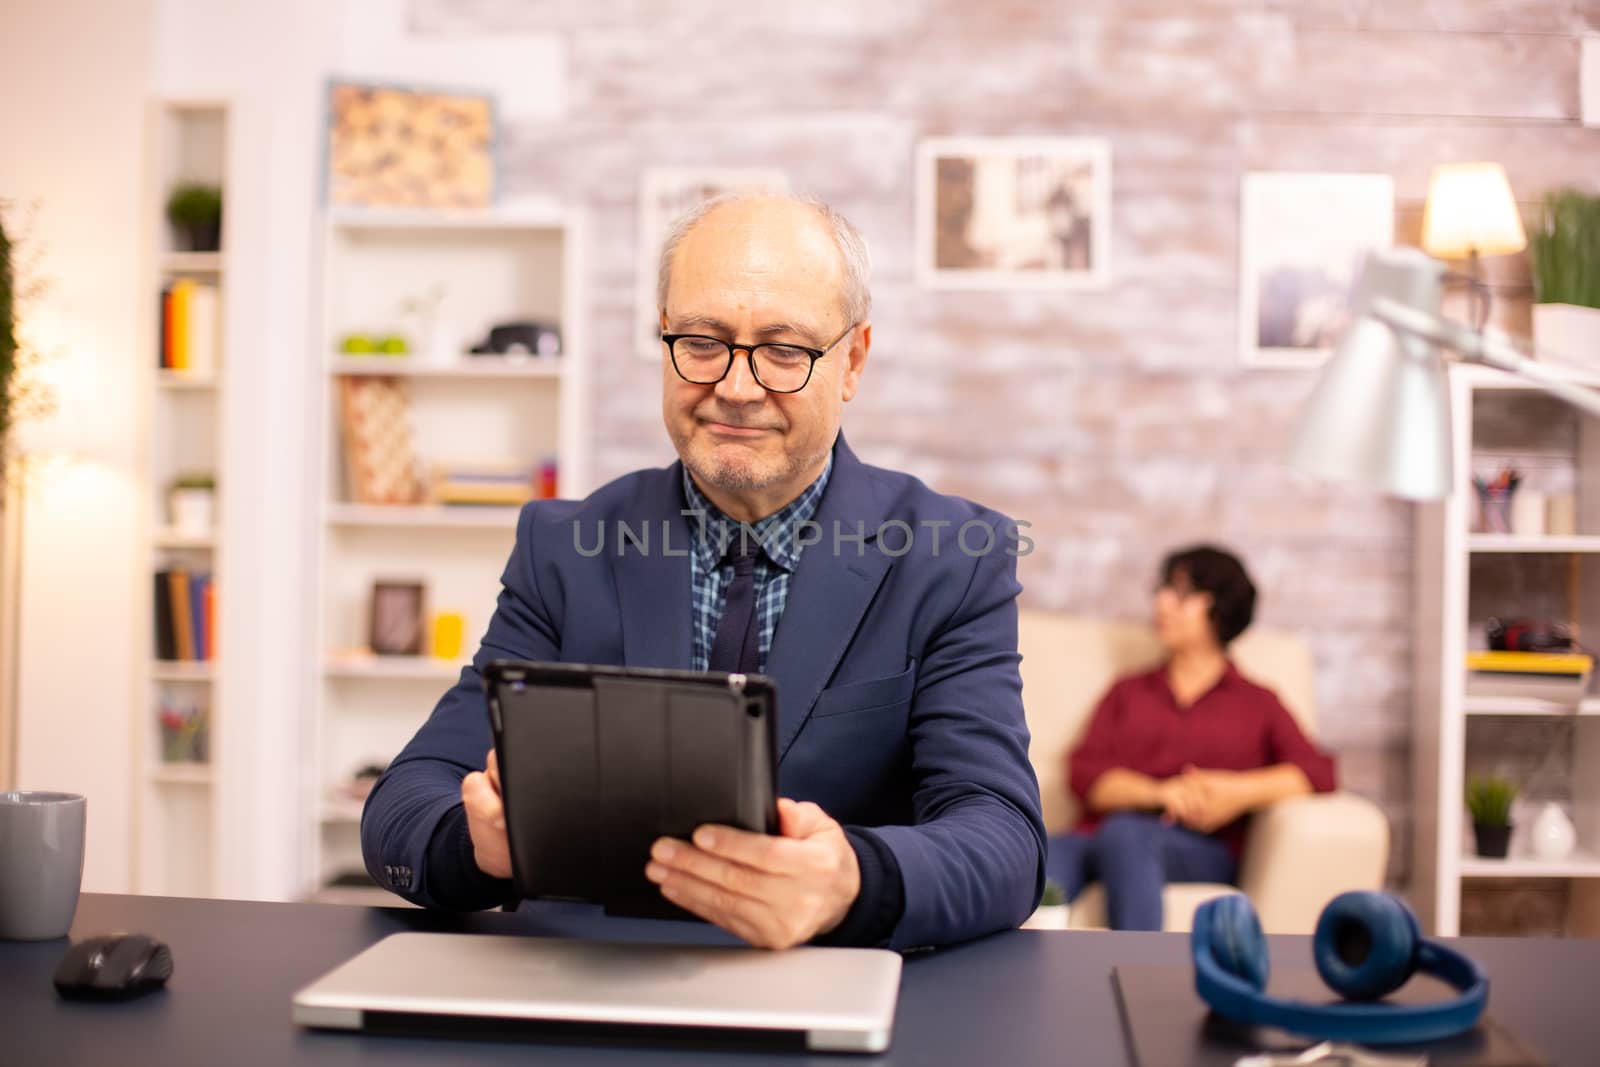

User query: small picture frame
[636,166,789,359]
[1239,172,1395,368]
[916,136,1112,290]
[369,580,427,657]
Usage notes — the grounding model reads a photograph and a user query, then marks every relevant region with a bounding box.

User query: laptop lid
[292,932,902,1054]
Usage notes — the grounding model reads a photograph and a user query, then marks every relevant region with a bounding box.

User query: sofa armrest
[1237,792,1390,934]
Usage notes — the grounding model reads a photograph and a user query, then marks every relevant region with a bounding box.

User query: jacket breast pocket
[811,661,918,719]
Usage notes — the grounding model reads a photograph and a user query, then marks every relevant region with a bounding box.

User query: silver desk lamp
[1285,246,1600,501]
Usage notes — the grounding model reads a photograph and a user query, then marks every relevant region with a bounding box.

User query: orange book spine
[169,569,195,661]
[204,582,216,661]
[170,279,192,372]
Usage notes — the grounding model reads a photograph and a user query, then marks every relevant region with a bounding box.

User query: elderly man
[361,194,1045,950]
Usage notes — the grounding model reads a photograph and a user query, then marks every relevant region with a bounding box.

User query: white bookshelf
[150,764,215,787]
[328,356,563,379]
[324,654,470,681]
[156,370,219,390]
[160,252,224,274]
[137,98,231,900]
[150,661,217,683]
[326,503,522,530]
[1460,849,1600,879]
[1465,696,1600,717]
[153,527,216,550]
[303,205,589,902]
[1469,534,1600,554]
[1413,364,1600,937]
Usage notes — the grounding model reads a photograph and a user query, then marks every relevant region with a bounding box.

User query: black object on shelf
[1487,617,1576,654]
[468,321,561,357]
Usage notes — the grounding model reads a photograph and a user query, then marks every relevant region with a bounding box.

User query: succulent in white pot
[168,472,216,535]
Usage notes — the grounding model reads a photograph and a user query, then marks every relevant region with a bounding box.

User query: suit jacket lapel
[609,463,694,669]
[765,435,891,761]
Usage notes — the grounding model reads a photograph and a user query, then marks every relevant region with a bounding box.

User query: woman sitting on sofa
[1045,545,1337,931]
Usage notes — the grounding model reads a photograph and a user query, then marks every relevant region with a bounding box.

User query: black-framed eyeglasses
[661,323,857,394]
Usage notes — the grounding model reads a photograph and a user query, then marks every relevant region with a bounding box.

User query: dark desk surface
[3,893,1595,1066]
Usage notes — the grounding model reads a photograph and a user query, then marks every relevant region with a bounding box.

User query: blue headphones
[1191,891,1488,1045]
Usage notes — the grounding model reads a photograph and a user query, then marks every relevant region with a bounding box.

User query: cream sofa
[1017,610,1389,934]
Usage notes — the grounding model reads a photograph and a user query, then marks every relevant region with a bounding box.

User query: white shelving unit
[1414,364,1600,937]
[328,355,564,379]
[302,203,588,902]
[136,99,231,899]
[1468,534,1600,554]
[325,503,524,530]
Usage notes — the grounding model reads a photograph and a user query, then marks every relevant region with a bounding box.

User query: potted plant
[1,210,15,470]
[1021,880,1070,931]
[165,183,223,253]
[168,472,216,535]
[1466,774,1518,859]
[1530,188,1600,371]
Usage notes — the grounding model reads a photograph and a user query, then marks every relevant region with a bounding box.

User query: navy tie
[708,532,762,674]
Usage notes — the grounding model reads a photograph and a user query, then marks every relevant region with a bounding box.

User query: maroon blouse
[1067,663,1338,857]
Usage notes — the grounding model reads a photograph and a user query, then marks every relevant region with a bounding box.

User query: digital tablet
[483,661,779,920]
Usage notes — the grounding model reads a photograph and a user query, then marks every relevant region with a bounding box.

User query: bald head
[656,193,872,327]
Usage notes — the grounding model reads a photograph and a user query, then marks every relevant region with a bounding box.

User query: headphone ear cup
[1199,893,1269,992]
[1314,891,1421,1001]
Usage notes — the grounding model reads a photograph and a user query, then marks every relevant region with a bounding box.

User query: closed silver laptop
[292,932,902,1053]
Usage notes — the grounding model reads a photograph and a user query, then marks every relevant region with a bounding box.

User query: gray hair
[656,191,873,326]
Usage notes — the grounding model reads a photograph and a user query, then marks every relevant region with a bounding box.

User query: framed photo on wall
[915,136,1112,290]
[325,80,497,210]
[636,166,789,359]
[1239,172,1395,368]
[369,580,427,657]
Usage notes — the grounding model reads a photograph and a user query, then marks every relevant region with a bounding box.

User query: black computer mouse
[53,933,174,1000]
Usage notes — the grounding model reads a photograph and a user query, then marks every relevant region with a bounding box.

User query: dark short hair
[1160,545,1256,646]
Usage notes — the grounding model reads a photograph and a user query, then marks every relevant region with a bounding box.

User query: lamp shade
[1420,162,1527,259]
[1285,249,1455,500]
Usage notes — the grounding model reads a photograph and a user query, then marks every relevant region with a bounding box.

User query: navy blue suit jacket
[361,435,1046,949]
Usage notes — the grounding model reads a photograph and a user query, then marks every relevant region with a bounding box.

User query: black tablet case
[485,662,779,920]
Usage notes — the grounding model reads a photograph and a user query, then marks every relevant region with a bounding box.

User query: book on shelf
[153,569,216,663]
[429,462,536,506]
[158,278,219,373]
[1465,650,1593,674]
[1466,649,1592,703]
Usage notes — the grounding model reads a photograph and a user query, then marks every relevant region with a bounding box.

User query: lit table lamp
[1421,162,1528,263]
[1420,162,1527,330]
[1286,246,1600,500]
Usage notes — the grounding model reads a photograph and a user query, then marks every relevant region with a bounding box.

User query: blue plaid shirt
[683,456,833,673]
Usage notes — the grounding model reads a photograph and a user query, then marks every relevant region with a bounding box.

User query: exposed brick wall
[411,0,1600,903]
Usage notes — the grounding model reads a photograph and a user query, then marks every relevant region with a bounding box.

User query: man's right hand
[462,747,512,879]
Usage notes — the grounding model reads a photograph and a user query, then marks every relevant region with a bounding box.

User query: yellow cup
[431,612,465,660]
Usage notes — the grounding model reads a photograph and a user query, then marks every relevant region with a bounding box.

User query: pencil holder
[1475,486,1513,534]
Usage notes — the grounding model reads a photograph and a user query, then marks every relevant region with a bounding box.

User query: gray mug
[0,791,86,940]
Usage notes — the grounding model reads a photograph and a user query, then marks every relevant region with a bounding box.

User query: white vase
[1529,802,1577,861]
[1532,303,1600,372]
[426,315,457,367]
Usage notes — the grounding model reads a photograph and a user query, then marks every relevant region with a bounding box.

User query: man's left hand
[645,797,861,950]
